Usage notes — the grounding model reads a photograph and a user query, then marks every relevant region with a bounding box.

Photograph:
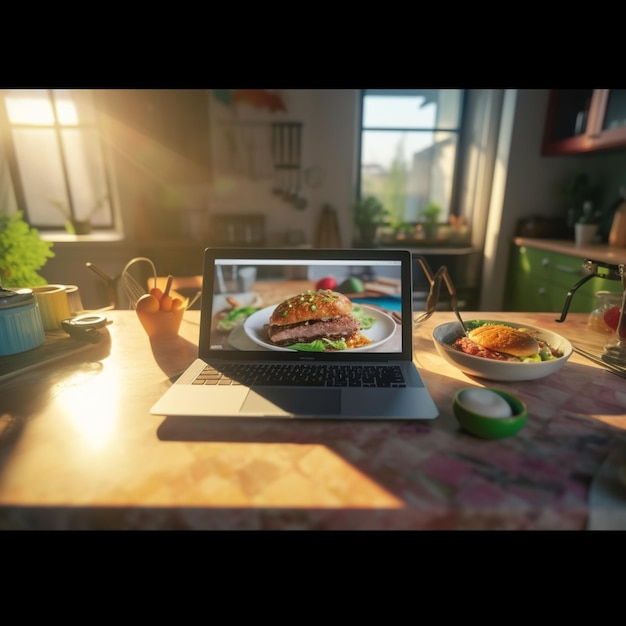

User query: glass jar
[588,290,623,334]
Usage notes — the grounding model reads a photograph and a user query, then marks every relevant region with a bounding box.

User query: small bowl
[453,387,528,439]
[432,320,573,382]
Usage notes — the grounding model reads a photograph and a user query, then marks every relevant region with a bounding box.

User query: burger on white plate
[266,289,372,351]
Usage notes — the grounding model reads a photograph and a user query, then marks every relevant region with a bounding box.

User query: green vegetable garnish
[217,307,259,331]
[352,305,376,330]
[522,354,542,363]
[286,338,348,352]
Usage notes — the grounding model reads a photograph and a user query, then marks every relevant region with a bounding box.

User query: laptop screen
[198,248,415,362]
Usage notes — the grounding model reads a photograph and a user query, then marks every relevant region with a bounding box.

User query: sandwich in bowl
[453,322,562,362]
[266,289,372,351]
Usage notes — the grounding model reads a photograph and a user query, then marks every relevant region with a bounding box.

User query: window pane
[0,129,18,212]
[12,128,69,227]
[364,94,436,128]
[363,89,462,130]
[360,129,457,224]
[53,89,97,125]
[2,88,116,232]
[362,129,435,167]
[62,128,112,226]
[436,90,462,129]
[5,89,55,125]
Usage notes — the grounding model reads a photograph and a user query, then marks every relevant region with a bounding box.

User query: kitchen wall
[204,89,359,248]
[483,89,626,310]
[40,90,362,309]
[37,89,626,311]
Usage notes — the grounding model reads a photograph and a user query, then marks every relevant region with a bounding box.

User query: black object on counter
[516,216,569,239]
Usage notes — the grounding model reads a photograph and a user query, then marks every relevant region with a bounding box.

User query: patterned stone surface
[0,308,624,530]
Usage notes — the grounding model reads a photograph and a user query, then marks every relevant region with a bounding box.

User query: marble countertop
[0,309,624,530]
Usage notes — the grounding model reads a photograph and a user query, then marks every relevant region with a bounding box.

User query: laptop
[150,248,439,420]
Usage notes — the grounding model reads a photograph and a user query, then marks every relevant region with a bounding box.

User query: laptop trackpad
[242,388,341,416]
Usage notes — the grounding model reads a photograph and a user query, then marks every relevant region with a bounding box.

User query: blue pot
[0,288,46,356]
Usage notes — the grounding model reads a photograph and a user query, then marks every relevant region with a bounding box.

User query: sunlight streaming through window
[1,89,115,231]
[6,94,55,125]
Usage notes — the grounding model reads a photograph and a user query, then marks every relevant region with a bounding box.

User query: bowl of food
[432,319,572,381]
[453,387,528,439]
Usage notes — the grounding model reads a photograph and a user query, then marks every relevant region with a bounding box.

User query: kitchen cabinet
[505,244,622,313]
[541,89,626,155]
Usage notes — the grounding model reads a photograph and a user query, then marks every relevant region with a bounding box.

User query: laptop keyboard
[192,363,407,388]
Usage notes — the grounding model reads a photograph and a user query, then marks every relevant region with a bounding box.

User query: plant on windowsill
[352,195,390,247]
[420,201,442,239]
[0,210,55,287]
[49,194,108,235]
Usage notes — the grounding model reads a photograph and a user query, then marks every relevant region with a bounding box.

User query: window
[357,89,465,233]
[0,89,115,233]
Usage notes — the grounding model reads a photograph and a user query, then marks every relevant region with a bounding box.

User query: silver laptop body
[150,248,438,420]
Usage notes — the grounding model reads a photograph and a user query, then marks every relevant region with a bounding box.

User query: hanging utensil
[272,123,283,195]
[293,170,308,209]
[290,124,307,209]
[288,124,300,200]
[282,124,293,198]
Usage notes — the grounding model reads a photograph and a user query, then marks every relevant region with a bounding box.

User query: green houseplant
[0,210,55,287]
[353,196,389,246]
[420,201,442,239]
[50,194,108,235]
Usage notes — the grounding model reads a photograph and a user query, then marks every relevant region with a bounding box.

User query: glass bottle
[588,290,623,334]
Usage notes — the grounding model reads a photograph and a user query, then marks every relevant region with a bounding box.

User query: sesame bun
[270,289,353,326]
[468,324,539,357]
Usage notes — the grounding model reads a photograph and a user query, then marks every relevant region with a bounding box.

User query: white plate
[432,320,573,382]
[243,304,396,352]
[228,324,271,351]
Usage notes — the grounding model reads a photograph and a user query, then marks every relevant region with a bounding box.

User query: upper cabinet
[541,89,626,155]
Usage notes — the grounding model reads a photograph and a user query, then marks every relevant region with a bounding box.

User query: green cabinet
[505,245,622,313]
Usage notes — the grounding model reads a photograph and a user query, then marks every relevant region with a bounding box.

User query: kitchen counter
[514,237,626,266]
[0,309,624,530]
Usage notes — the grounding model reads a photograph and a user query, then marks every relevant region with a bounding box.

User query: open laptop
[150,248,438,420]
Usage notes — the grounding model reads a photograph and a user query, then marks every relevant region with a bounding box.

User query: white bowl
[432,320,573,382]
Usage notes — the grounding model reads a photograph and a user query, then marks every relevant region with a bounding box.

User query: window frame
[0,89,118,234]
[356,89,467,227]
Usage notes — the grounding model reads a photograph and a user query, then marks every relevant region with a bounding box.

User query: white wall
[204,89,359,248]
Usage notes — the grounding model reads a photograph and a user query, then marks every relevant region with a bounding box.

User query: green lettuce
[286,338,348,352]
[351,305,376,329]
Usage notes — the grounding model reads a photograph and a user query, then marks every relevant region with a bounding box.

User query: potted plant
[0,210,55,287]
[420,201,442,239]
[50,194,108,235]
[575,201,600,245]
[353,196,389,246]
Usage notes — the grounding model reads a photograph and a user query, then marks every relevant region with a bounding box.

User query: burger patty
[454,336,518,361]
[267,315,360,346]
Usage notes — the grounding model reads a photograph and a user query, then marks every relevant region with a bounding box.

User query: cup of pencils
[135,275,185,338]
